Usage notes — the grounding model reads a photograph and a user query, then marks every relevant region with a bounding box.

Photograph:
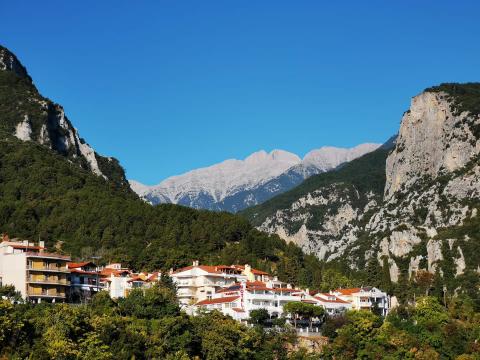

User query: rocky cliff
[244,84,480,288]
[0,45,127,186]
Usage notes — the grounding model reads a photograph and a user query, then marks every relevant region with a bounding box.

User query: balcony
[27,265,69,273]
[27,277,68,285]
[27,290,66,298]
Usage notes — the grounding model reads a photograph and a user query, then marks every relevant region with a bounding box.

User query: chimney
[193,260,199,267]
[287,283,292,289]
[244,264,251,273]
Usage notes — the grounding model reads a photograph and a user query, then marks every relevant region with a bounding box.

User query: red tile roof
[100,268,130,277]
[10,244,43,250]
[196,296,240,306]
[335,288,361,295]
[173,264,271,277]
[67,261,96,269]
[233,265,270,275]
[147,272,160,282]
[232,307,245,312]
[69,269,98,276]
[173,265,223,274]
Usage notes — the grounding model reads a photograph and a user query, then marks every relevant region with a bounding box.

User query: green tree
[0,300,25,353]
[0,284,23,303]
[283,302,304,328]
[249,308,270,327]
[118,284,179,319]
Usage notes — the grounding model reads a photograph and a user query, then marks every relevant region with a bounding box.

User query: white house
[312,293,352,315]
[331,287,390,316]
[171,261,259,307]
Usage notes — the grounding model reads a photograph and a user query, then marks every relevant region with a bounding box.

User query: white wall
[0,253,27,298]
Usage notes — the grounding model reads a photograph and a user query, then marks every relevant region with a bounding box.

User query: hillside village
[0,235,389,325]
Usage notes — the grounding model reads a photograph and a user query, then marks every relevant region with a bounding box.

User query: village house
[67,261,102,303]
[312,292,352,315]
[330,287,390,316]
[99,263,161,298]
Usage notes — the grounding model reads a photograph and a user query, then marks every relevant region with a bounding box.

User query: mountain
[243,83,480,291]
[0,45,127,186]
[130,143,381,212]
[0,44,323,286]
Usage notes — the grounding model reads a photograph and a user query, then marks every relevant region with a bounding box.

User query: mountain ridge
[131,143,381,212]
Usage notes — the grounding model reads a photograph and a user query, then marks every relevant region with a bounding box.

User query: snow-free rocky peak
[130,143,381,212]
[0,45,31,82]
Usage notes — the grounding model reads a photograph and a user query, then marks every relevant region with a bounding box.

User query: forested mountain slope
[243,144,391,260]
[243,84,480,295]
[0,46,127,186]
[0,45,322,286]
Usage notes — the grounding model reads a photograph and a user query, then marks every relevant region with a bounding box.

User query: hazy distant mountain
[130,143,381,212]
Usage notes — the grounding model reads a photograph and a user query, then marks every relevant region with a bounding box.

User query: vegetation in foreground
[0,282,303,360]
[1,281,480,359]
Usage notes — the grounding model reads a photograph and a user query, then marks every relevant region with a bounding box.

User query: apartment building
[0,237,70,303]
[67,261,102,303]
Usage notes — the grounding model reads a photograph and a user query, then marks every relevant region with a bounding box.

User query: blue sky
[2,1,479,184]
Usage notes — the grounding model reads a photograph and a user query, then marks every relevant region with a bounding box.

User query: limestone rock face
[427,240,444,273]
[257,183,378,261]
[248,85,480,283]
[385,91,480,199]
